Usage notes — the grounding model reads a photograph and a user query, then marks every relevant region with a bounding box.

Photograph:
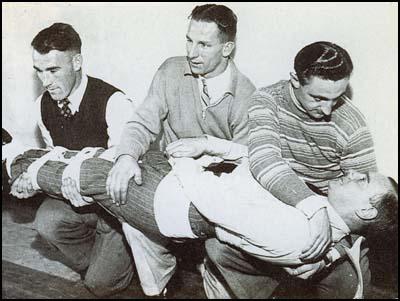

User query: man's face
[328,170,393,206]
[32,49,81,101]
[186,20,230,78]
[294,76,349,120]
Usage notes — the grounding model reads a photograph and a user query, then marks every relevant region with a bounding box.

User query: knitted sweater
[116,56,255,160]
[248,80,377,207]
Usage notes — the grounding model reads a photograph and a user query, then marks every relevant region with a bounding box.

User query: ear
[72,53,82,71]
[355,206,378,220]
[222,41,235,57]
[289,72,301,89]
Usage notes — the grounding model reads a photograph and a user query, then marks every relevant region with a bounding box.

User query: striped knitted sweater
[248,80,377,207]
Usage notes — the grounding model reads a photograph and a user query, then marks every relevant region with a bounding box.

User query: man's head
[31,23,83,101]
[186,4,237,78]
[290,41,353,120]
[328,170,398,238]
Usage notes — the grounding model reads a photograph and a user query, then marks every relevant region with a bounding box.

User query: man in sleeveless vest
[12,23,135,296]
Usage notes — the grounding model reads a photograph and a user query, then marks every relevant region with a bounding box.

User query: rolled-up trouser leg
[12,150,214,242]
[12,150,215,295]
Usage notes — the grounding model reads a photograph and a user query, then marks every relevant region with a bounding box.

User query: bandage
[62,147,102,192]
[27,146,69,190]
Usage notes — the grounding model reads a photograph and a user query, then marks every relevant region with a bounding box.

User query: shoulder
[158,56,188,72]
[331,96,369,132]
[85,76,123,96]
[250,80,288,108]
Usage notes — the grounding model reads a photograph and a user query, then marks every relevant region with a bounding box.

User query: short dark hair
[294,41,353,85]
[31,23,82,54]
[189,4,237,42]
[363,177,398,238]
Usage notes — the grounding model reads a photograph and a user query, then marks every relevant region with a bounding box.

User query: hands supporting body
[107,137,208,206]
[11,172,92,207]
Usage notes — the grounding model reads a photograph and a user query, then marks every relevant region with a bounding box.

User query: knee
[35,198,65,242]
[83,268,133,297]
[205,238,231,267]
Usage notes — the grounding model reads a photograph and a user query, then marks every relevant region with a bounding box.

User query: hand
[300,208,332,262]
[61,177,93,207]
[166,137,207,158]
[10,172,37,198]
[283,260,326,280]
[106,155,142,206]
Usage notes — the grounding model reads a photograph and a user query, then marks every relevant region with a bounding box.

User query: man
[203,41,379,298]
[5,145,397,299]
[106,4,255,296]
[11,23,135,296]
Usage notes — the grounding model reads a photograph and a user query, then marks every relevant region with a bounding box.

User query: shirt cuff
[295,195,328,219]
[204,135,248,160]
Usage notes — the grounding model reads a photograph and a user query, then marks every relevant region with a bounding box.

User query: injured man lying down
[3,138,398,272]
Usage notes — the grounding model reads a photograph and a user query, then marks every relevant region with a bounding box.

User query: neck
[203,58,229,79]
[69,71,83,97]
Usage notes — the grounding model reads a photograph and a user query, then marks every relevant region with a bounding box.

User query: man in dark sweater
[11,23,135,296]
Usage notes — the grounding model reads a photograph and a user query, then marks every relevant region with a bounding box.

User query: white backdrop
[2,2,398,180]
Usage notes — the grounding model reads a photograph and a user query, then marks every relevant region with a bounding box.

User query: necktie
[201,78,211,106]
[58,99,72,119]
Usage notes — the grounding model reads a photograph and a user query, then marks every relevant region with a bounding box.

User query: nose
[345,169,363,180]
[187,43,199,59]
[40,72,53,88]
[320,101,334,116]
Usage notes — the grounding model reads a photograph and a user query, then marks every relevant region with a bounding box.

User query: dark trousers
[204,238,371,299]
[35,197,134,296]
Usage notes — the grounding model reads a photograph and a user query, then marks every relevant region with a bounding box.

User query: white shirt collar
[326,203,351,241]
[198,61,232,104]
[57,74,88,114]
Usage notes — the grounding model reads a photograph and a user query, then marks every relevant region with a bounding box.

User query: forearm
[203,135,247,160]
[116,121,155,161]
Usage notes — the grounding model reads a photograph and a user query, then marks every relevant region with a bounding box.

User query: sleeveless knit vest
[41,76,121,150]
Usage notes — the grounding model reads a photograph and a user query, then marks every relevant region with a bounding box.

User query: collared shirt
[35,74,134,149]
[116,56,256,161]
[197,61,233,106]
[160,156,350,265]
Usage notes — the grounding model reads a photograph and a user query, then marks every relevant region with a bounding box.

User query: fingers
[106,158,141,206]
[300,235,330,261]
[11,173,36,198]
[61,178,86,207]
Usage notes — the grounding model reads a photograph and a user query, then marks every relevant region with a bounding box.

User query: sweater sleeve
[116,64,168,161]
[248,89,316,208]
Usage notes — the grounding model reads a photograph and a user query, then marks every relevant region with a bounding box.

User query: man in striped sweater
[204,41,379,298]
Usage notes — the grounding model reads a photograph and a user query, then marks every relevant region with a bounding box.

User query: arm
[115,65,168,161]
[248,89,331,260]
[35,95,54,149]
[105,91,135,149]
[108,63,168,205]
[248,89,326,214]
[166,86,252,160]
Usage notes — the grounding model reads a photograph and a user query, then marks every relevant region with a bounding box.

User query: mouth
[189,61,202,67]
[47,87,59,93]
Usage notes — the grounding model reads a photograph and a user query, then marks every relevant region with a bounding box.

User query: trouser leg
[35,197,134,296]
[204,238,282,299]
[35,196,98,271]
[308,247,371,299]
[84,216,135,297]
